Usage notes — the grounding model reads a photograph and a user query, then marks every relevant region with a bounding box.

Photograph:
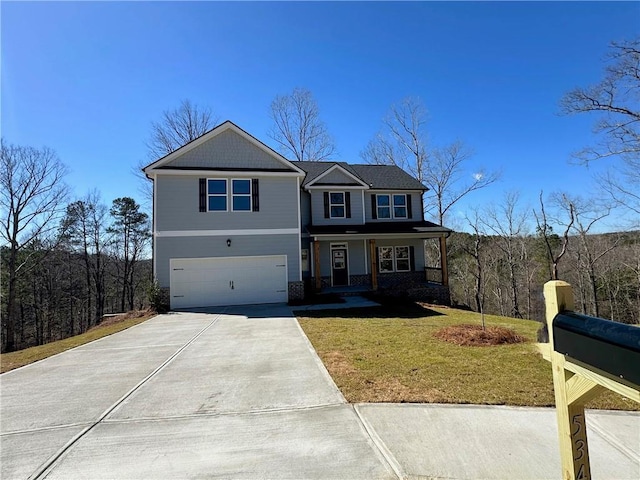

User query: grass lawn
[297,302,638,411]
[0,311,155,374]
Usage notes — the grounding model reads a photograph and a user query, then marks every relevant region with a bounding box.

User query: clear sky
[2,1,639,231]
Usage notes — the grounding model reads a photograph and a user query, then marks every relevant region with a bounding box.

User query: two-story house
[143,121,451,309]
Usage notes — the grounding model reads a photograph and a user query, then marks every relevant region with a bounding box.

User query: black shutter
[345,192,351,218]
[371,195,377,219]
[199,178,206,212]
[407,194,412,219]
[252,179,259,212]
[323,192,330,218]
[409,246,415,271]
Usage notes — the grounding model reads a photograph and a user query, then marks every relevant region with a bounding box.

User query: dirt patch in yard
[434,324,525,347]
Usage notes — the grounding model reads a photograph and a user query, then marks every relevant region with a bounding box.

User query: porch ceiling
[307,221,451,240]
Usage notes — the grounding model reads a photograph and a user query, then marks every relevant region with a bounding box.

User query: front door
[331,248,349,286]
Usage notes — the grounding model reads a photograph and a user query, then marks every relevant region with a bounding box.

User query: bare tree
[561,37,640,224]
[136,100,217,204]
[560,37,639,164]
[566,195,617,317]
[533,192,575,281]
[147,99,217,159]
[362,97,429,180]
[361,97,499,224]
[61,191,110,328]
[268,87,336,161]
[426,142,499,225]
[483,192,529,318]
[0,140,68,352]
[462,209,488,326]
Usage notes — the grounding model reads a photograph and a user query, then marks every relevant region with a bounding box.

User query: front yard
[297,302,638,411]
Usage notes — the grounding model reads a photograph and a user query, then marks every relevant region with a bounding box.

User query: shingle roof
[295,161,427,191]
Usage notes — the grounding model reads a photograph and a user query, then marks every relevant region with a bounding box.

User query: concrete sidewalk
[1,307,638,479]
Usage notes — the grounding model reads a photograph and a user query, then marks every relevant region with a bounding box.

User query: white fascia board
[147,169,304,178]
[311,232,448,241]
[368,188,426,193]
[156,228,300,237]
[305,185,368,190]
[304,164,369,189]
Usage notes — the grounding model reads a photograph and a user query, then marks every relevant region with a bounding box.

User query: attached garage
[169,255,288,309]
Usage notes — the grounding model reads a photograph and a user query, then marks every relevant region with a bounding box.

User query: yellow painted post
[544,281,593,480]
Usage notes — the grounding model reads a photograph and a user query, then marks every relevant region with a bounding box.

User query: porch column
[314,240,321,291]
[439,235,449,287]
[369,239,378,290]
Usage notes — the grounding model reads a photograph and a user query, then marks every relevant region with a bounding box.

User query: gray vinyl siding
[314,238,424,278]
[310,190,365,225]
[373,238,426,271]
[163,129,288,170]
[364,191,424,222]
[156,233,300,288]
[318,168,360,185]
[316,240,366,277]
[156,175,299,231]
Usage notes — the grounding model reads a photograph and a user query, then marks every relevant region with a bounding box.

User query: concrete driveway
[1,304,638,479]
[1,305,396,479]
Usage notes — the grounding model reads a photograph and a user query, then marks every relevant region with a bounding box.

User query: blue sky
[2,1,639,230]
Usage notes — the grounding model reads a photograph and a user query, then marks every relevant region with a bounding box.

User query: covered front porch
[305,222,451,303]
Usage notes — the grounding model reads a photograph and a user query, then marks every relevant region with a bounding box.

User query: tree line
[442,192,639,324]
[1,140,151,352]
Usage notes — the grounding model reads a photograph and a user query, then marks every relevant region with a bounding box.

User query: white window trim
[378,245,411,273]
[207,178,228,212]
[329,191,346,219]
[231,178,252,212]
[377,193,408,219]
[376,194,391,219]
[393,194,408,219]
[394,246,411,272]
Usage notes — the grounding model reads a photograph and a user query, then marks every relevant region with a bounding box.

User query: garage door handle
[230,280,234,290]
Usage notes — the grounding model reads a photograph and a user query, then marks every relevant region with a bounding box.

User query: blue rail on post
[553,311,640,386]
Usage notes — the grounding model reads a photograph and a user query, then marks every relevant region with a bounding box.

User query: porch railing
[425,267,444,285]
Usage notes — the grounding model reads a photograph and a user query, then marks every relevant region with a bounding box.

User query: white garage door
[169,255,288,309]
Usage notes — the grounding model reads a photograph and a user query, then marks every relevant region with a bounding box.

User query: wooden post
[544,281,595,480]
[369,239,378,290]
[439,235,449,287]
[314,240,321,291]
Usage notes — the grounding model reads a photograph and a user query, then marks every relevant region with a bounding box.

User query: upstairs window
[393,194,407,218]
[200,178,259,213]
[323,191,351,219]
[330,192,345,218]
[373,193,412,219]
[232,179,251,211]
[376,194,391,219]
[207,179,227,211]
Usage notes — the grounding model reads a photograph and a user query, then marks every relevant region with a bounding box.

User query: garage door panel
[169,256,288,309]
